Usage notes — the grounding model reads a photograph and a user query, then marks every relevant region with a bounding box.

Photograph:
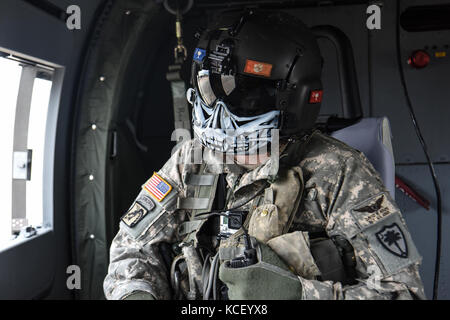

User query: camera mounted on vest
[190,10,324,138]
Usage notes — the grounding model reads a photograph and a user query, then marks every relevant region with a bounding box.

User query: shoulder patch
[363,213,421,275]
[376,223,408,258]
[351,193,396,230]
[143,172,172,202]
[120,186,178,240]
[122,202,149,228]
[137,192,155,211]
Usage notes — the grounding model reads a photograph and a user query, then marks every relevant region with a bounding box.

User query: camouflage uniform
[103,131,426,300]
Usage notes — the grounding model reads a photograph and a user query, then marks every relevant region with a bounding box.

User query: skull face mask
[187,87,280,155]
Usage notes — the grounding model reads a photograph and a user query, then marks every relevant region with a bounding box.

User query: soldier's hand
[218,241,302,300]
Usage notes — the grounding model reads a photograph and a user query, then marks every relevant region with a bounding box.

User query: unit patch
[352,193,394,229]
[121,202,149,228]
[243,59,273,77]
[309,90,323,104]
[361,212,421,276]
[143,172,173,202]
[137,192,155,211]
[193,48,206,62]
[376,223,408,258]
[354,196,383,213]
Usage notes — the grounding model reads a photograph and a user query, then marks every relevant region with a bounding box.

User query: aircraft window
[0,54,55,248]
[0,57,22,246]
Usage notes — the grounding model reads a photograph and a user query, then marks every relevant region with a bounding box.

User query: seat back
[331,117,396,199]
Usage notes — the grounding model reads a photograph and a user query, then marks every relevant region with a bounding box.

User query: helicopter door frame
[0,47,64,299]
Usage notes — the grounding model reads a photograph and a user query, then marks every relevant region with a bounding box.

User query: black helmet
[191,10,323,137]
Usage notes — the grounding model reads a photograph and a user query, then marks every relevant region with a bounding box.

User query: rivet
[261,209,269,217]
[91,124,97,130]
[99,76,106,82]
[89,175,94,181]
[125,10,131,15]
[89,234,95,239]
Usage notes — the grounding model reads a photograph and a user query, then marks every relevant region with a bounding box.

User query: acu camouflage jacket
[103,131,426,300]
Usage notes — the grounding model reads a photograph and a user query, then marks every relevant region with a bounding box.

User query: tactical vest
[170,132,356,299]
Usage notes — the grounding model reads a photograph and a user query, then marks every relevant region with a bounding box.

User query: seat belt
[166,64,191,140]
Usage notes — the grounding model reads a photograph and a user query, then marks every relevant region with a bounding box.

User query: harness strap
[177,197,211,210]
[178,220,205,237]
[185,173,216,186]
[190,169,220,218]
[177,165,221,249]
[167,64,191,143]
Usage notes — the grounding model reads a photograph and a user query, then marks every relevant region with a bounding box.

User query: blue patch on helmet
[193,48,206,62]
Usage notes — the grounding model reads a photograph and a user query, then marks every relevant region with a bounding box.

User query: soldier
[104,10,425,300]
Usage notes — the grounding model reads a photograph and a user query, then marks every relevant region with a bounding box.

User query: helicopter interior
[0,0,448,300]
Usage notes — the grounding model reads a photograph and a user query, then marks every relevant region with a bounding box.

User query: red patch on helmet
[244,59,273,77]
[309,90,323,103]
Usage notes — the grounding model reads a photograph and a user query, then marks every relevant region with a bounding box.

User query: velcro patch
[243,59,273,77]
[193,48,206,62]
[376,223,408,258]
[351,193,396,230]
[121,202,149,228]
[143,172,172,202]
[137,192,155,211]
[120,187,177,240]
[363,213,421,275]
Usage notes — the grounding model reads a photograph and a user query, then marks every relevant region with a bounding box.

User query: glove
[219,240,302,300]
[122,291,155,300]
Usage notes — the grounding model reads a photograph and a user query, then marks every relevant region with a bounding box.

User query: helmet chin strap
[187,88,280,155]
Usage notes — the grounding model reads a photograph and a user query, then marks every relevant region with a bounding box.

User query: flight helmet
[187,10,323,154]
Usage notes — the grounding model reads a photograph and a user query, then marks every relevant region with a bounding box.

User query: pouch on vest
[309,235,357,285]
[248,166,304,244]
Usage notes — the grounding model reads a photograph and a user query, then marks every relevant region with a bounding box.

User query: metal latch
[12,150,32,180]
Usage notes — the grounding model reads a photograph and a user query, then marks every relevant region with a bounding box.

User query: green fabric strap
[190,166,219,217]
[178,220,205,237]
[185,173,216,186]
[177,197,210,210]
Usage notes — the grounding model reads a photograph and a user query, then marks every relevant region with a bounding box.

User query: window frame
[0,47,64,253]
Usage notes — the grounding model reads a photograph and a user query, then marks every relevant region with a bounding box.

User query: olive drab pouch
[248,203,280,243]
[267,231,321,279]
[309,236,358,285]
[248,166,304,244]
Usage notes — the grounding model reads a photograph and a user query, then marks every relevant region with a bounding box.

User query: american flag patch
[143,172,172,202]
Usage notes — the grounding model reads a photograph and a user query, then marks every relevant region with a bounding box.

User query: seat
[331,117,396,199]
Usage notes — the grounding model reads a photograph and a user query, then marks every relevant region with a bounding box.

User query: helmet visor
[195,69,236,107]
[194,68,277,117]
